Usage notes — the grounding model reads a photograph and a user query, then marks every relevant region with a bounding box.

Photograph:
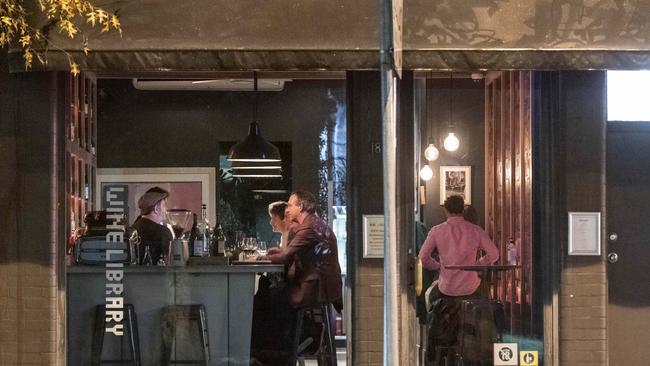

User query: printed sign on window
[494,343,518,365]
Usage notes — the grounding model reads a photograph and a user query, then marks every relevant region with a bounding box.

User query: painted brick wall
[558,71,607,366]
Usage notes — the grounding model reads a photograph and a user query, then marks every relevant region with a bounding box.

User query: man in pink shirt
[419,195,499,363]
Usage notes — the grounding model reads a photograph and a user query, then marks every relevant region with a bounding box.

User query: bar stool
[288,303,338,366]
[161,304,210,366]
[457,299,505,365]
[432,346,459,366]
[91,304,141,366]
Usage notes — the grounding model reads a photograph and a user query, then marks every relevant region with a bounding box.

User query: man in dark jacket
[266,191,342,308]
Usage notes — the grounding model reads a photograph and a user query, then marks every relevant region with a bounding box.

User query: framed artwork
[439,166,472,205]
[96,167,216,226]
[568,212,601,256]
[362,215,384,258]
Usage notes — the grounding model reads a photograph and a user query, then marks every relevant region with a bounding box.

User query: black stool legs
[162,304,210,366]
[91,304,141,366]
[288,304,338,366]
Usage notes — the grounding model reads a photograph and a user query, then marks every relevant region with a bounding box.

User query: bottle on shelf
[190,213,202,257]
[507,238,518,265]
[201,204,210,257]
[212,222,226,256]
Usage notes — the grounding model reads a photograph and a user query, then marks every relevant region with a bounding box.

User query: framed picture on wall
[96,167,216,226]
[440,166,472,205]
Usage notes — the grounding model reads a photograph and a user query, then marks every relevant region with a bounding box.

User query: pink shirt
[418,216,499,296]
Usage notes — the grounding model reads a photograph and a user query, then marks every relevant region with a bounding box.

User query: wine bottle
[216,223,226,256]
[190,214,204,257]
[201,204,210,256]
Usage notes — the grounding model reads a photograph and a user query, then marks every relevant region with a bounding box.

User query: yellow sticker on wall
[520,350,538,365]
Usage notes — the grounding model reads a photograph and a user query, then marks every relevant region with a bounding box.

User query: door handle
[607,252,619,263]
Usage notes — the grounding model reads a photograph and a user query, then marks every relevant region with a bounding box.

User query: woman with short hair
[268,201,292,247]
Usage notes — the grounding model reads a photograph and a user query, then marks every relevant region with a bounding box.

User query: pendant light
[419,164,433,181]
[227,71,282,163]
[443,72,460,152]
[423,71,439,161]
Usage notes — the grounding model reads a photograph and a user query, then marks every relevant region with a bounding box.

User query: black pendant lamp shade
[227,122,281,162]
[227,71,282,163]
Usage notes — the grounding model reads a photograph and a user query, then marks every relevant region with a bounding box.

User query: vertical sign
[363,215,385,258]
[101,184,129,222]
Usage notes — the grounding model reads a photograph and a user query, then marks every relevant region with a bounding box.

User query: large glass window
[608,70,650,121]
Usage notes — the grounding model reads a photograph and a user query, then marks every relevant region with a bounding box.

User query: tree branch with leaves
[0,0,122,75]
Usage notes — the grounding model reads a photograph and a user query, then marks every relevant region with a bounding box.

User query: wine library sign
[104,186,127,336]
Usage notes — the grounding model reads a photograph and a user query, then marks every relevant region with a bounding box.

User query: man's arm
[418,228,440,270]
[476,230,499,265]
[266,226,315,264]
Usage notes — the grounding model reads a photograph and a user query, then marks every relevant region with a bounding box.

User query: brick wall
[0,71,64,365]
[354,264,384,365]
[0,263,60,364]
[559,264,607,365]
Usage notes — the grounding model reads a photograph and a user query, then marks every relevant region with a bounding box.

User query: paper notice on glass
[363,215,385,258]
[568,212,601,255]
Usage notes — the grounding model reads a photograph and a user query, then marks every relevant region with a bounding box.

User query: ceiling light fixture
[227,71,282,163]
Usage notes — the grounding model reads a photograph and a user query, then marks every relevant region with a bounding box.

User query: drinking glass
[257,241,267,257]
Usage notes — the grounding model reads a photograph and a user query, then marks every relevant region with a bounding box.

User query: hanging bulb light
[419,164,433,181]
[424,143,439,161]
[444,132,459,152]
[423,72,440,161]
[444,72,460,152]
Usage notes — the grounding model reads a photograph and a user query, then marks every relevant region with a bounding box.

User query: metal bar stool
[91,304,141,366]
[288,303,337,366]
[457,299,506,366]
[161,304,210,366]
[432,346,459,366]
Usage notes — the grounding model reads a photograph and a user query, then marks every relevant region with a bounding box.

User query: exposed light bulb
[419,165,433,181]
[443,132,460,152]
[424,143,439,161]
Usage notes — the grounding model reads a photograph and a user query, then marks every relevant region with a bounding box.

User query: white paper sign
[494,343,519,365]
[568,212,601,256]
[363,215,384,258]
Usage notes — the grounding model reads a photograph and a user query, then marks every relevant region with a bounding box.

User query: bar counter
[67,263,283,366]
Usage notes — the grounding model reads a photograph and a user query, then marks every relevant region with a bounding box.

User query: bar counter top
[67,263,284,274]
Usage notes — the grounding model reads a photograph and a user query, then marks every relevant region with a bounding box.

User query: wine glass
[256,241,267,257]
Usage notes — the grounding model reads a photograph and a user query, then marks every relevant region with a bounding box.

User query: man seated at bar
[418,195,499,363]
[266,191,342,308]
[131,186,172,265]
